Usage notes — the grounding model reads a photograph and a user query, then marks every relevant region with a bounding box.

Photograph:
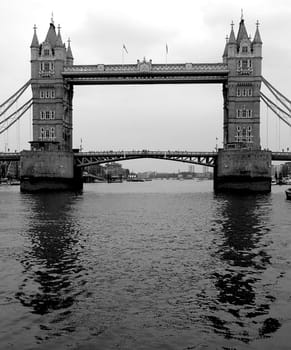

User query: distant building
[104,163,129,181]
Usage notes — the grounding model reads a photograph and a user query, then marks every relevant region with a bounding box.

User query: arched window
[40,127,45,140]
[50,127,55,139]
[242,46,248,53]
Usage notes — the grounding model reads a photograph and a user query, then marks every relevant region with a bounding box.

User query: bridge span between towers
[62,62,229,85]
[1,151,291,167]
[74,150,218,168]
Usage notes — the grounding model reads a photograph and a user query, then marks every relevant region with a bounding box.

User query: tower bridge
[1,15,291,192]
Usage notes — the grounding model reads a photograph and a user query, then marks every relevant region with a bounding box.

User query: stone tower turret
[30,19,73,152]
[223,16,262,150]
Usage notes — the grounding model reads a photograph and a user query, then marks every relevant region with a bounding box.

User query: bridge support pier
[214,149,272,193]
[20,151,83,192]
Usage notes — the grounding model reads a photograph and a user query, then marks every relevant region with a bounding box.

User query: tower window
[237,87,253,97]
[236,108,253,118]
[39,62,55,76]
[40,109,55,120]
[40,89,55,99]
[235,125,253,143]
[242,60,248,69]
[44,49,50,56]
[237,59,253,74]
[242,46,248,53]
[50,127,55,139]
[44,62,50,71]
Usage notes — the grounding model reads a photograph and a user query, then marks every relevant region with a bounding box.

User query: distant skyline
[1,0,290,172]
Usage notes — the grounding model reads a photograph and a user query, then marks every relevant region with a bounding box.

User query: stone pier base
[20,150,83,192]
[214,149,272,193]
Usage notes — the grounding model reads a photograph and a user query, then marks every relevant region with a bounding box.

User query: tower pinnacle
[253,20,262,44]
[30,24,39,48]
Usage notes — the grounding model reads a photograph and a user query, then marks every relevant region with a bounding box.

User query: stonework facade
[223,18,262,150]
[30,21,74,152]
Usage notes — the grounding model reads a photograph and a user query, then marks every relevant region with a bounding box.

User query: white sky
[0,0,291,172]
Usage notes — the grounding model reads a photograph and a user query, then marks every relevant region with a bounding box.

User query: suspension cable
[262,77,291,113]
[266,104,269,149]
[0,99,33,126]
[0,80,31,119]
[260,92,290,119]
[0,80,30,109]
[260,94,291,127]
[0,101,33,135]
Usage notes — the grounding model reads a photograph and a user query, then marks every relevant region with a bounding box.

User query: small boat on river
[285,188,291,200]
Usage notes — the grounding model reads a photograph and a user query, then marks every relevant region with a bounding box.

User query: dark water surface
[1,180,291,349]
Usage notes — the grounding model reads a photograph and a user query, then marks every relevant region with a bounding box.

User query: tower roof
[228,22,236,44]
[30,25,39,48]
[223,36,228,57]
[45,22,58,47]
[56,25,63,47]
[236,18,249,45]
[253,21,262,44]
[66,39,74,59]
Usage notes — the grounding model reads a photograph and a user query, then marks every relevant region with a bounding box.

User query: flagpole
[122,47,124,65]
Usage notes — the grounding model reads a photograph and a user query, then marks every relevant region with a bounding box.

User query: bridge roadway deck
[74,151,218,167]
[62,63,229,85]
[271,152,291,161]
[0,151,291,166]
[0,152,21,161]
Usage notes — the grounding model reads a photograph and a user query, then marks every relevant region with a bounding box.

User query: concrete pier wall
[214,149,272,193]
[20,151,83,192]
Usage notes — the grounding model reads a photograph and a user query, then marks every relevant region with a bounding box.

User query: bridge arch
[74,151,217,168]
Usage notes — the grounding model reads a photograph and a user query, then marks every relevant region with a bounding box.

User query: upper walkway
[62,62,229,85]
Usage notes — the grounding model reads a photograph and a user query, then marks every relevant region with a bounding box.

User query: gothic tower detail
[223,17,262,149]
[30,20,74,152]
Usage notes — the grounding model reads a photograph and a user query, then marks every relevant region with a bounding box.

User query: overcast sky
[1,0,291,172]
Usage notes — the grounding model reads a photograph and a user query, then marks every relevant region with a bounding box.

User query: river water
[0,180,291,350]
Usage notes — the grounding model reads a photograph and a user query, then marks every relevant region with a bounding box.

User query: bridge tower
[20,19,82,192]
[215,16,271,192]
[30,19,73,151]
[223,17,262,149]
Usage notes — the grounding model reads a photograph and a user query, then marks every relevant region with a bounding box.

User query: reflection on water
[16,193,85,317]
[1,181,291,349]
[206,193,281,342]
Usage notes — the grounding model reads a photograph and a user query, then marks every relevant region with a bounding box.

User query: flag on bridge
[123,44,128,54]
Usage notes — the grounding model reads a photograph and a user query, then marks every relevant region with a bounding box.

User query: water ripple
[0,182,290,349]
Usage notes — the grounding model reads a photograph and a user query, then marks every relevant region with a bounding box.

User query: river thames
[0,180,291,349]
